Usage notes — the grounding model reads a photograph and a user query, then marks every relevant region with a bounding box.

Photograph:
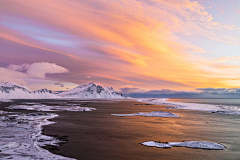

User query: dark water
[1,99,240,160]
[168,98,240,107]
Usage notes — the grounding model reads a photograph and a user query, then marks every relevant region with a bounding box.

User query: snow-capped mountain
[0,82,59,99]
[58,82,125,98]
[0,82,126,99]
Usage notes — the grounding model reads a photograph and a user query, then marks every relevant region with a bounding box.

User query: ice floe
[7,104,96,112]
[137,98,240,115]
[21,102,40,105]
[0,113,75,159]
[141,141,226,150]
[111,111,179,117]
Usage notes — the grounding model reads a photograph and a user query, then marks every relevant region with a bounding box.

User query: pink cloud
[0,0,239,91]
[27,62,69,78]
[0,67,28,84]
[7,62,69,79]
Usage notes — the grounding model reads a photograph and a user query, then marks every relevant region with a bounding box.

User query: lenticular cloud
[7,62,69,78]
[27,62,69,78]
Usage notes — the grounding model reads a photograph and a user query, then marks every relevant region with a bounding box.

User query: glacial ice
[7,104,96,112]
[141,141,226,150]
[111,111,180,117]
[137,98,240,115]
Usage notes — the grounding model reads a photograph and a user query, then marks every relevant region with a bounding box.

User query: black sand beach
[1,99,240,159]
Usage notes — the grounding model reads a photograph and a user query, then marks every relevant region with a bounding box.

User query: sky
[0,0,240,98]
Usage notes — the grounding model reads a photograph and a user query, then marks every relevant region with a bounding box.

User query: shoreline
[40,125,70,156]
[0,112,76,159]
[137,98,240,115]
[1,98,239,159]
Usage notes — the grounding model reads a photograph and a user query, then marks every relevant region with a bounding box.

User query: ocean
[1,99,240,159]
[168,98,240,107]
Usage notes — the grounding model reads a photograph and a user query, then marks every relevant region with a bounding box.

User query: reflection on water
[168,98,240,107]
[1,99,240,160]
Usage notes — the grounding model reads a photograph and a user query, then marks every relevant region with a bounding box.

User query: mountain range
[0,82,125,99]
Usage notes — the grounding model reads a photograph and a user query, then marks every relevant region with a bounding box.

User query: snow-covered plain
[141,141,226,150]
[7,104,96,112]
[111,111,179,117]
[137,98,240,115]
[0,113,76,160]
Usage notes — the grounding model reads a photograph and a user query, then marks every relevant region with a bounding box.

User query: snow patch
[0,113,75,159]
[137,98,240,115]
[111,111,179,117]
[0,99,13,102]
[0,110,10,114]
[7,104,96,112]
[141,141,226,150]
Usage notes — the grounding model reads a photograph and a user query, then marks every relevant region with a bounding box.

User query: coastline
[137,98,240,115]
[41,99,240,159]
[0,112,76,159]
[0,99,96,160]
[1,98,240,159]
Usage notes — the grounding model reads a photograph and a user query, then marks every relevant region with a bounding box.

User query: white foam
[7,104,96,112]
[111,111,179,117]
[141,141,226,150]
[137,98,240,115]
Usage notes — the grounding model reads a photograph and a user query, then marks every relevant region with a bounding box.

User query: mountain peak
[0,81,126,99]
[58,82,125,99]
[0,82,58,99]
[0,81,32,92]
[1,81,19,87]
[87,82,97,86]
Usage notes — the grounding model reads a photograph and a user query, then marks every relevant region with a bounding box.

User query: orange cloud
[0,0,239,90]
[0,26,79,60]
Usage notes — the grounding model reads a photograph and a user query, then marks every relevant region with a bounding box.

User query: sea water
[1,99,240,159]
[168,98,240,107]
